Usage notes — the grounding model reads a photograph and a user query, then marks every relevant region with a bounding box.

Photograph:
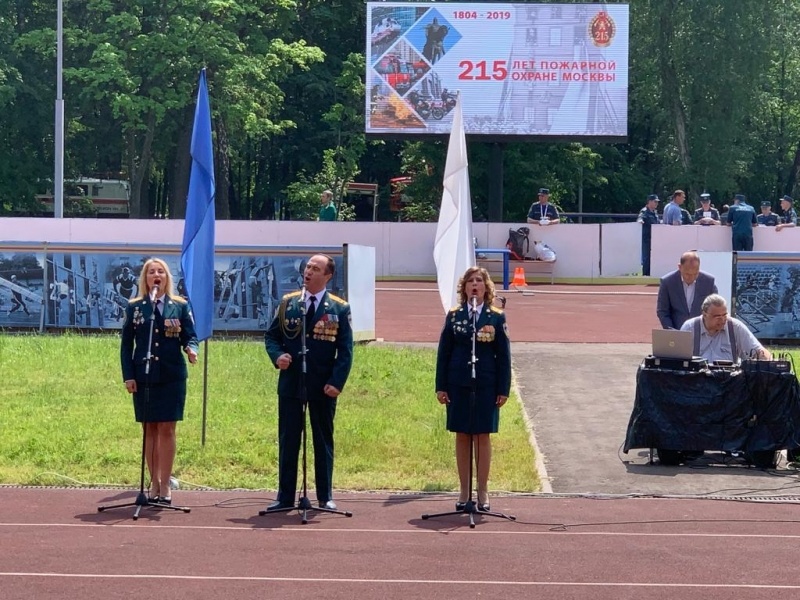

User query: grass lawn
[0,334,540,493]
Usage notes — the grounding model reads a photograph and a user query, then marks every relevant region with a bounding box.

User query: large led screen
[366,2,629,139]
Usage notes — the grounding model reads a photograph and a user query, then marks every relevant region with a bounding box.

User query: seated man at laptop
[679,294,770,362]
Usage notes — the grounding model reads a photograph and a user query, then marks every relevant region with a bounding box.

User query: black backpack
[506,227,530,260]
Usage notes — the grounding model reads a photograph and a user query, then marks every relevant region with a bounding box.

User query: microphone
[471,294,478,321]
[150,279,161,303]
[300,285,307,313]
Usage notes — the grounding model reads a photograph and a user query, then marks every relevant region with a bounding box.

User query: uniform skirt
[445,385,499,434]
[132,379,187,423]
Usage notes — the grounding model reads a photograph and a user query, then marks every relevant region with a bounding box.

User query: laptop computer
[652,329,694,360]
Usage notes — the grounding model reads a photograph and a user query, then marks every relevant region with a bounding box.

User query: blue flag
[181,69,215,341]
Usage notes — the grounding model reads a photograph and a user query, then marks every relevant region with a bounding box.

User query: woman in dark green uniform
[120,258,198,504]
[435,266,511,511]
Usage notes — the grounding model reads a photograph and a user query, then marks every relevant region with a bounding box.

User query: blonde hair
[456,266,496,305]
[130,257,186,304]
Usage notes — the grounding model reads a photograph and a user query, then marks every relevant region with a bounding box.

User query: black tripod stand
[260,287,352,524]
[422,297,515,528]
[99,291,190,520]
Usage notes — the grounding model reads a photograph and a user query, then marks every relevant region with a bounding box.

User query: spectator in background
[719,204,730,224]
[526,188,560,226]
[318,190,337,222]
[776,195,798,232]
[726,194,757,251]
[656,251,718,330]
[636,194,660,276]
[757,201,779,227]
[662,190,685,225]
[693,193,721,225]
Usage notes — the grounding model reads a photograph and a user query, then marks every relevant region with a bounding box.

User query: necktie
[306,295,316,331]
[154,299,162,316]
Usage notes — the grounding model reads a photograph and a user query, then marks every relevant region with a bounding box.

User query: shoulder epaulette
[490,305,504,314]
[328,293,348,305]
[448,304,461,313]
[283,291,302,300]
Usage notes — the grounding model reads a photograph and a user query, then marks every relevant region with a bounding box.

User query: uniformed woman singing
[435,266,511,511]
[120,258,198,504]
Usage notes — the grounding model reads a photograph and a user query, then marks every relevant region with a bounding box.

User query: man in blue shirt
[662,189,685,225]
[726,194,757,251]
[777,195,798,232]
[756,201,779,226]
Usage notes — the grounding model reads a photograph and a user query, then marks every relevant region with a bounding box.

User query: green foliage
[3,0,800,219]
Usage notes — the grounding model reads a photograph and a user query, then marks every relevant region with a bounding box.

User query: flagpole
[54,0,64,218]
[201,339,209,445]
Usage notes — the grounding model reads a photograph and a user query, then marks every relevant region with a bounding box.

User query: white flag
[433,92,475,313]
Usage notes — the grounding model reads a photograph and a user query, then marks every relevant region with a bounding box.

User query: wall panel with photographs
[732,252,800,343]
[1,243,349,334]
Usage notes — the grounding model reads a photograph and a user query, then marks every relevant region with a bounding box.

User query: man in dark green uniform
[726,194,757,251]
[777,195,798,232]
[637,194,660,276]
[264,254,353,511]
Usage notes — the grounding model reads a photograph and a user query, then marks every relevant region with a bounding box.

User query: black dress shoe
[478,503,491,512]
[319,500,337,510]
[266,500,293,511]
[455,501,467,511]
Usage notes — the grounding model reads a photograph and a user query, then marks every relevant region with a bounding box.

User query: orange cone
[511,267,528,289]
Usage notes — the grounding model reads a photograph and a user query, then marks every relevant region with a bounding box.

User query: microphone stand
[422,296,515,528]
[99,285,190,520]
[260,286,352,524]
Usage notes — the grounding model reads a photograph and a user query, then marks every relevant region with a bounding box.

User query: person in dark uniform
[115,266,138,302]
[693,193,721,225]
[264,254,354,511]
[526,188,560,226]
[757,201,780,226]
[777,195,798,232]
[120,257,198,504]
[726,193,757,251]
[8,275,30,316]
[435,266,511,512]
[637,194,660,276]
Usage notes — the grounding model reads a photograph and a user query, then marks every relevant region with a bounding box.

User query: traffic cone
[511,267,528,289]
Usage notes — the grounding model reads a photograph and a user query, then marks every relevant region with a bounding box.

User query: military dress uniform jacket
[120,296,199,384]
[265,290,354,398]
[435,304,511,397]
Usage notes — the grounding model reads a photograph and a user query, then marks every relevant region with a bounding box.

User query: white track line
[2,522,800,539]
[0,572,798,589]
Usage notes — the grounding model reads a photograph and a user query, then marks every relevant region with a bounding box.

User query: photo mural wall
[732,252,800,343]
[0,245,344,333]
